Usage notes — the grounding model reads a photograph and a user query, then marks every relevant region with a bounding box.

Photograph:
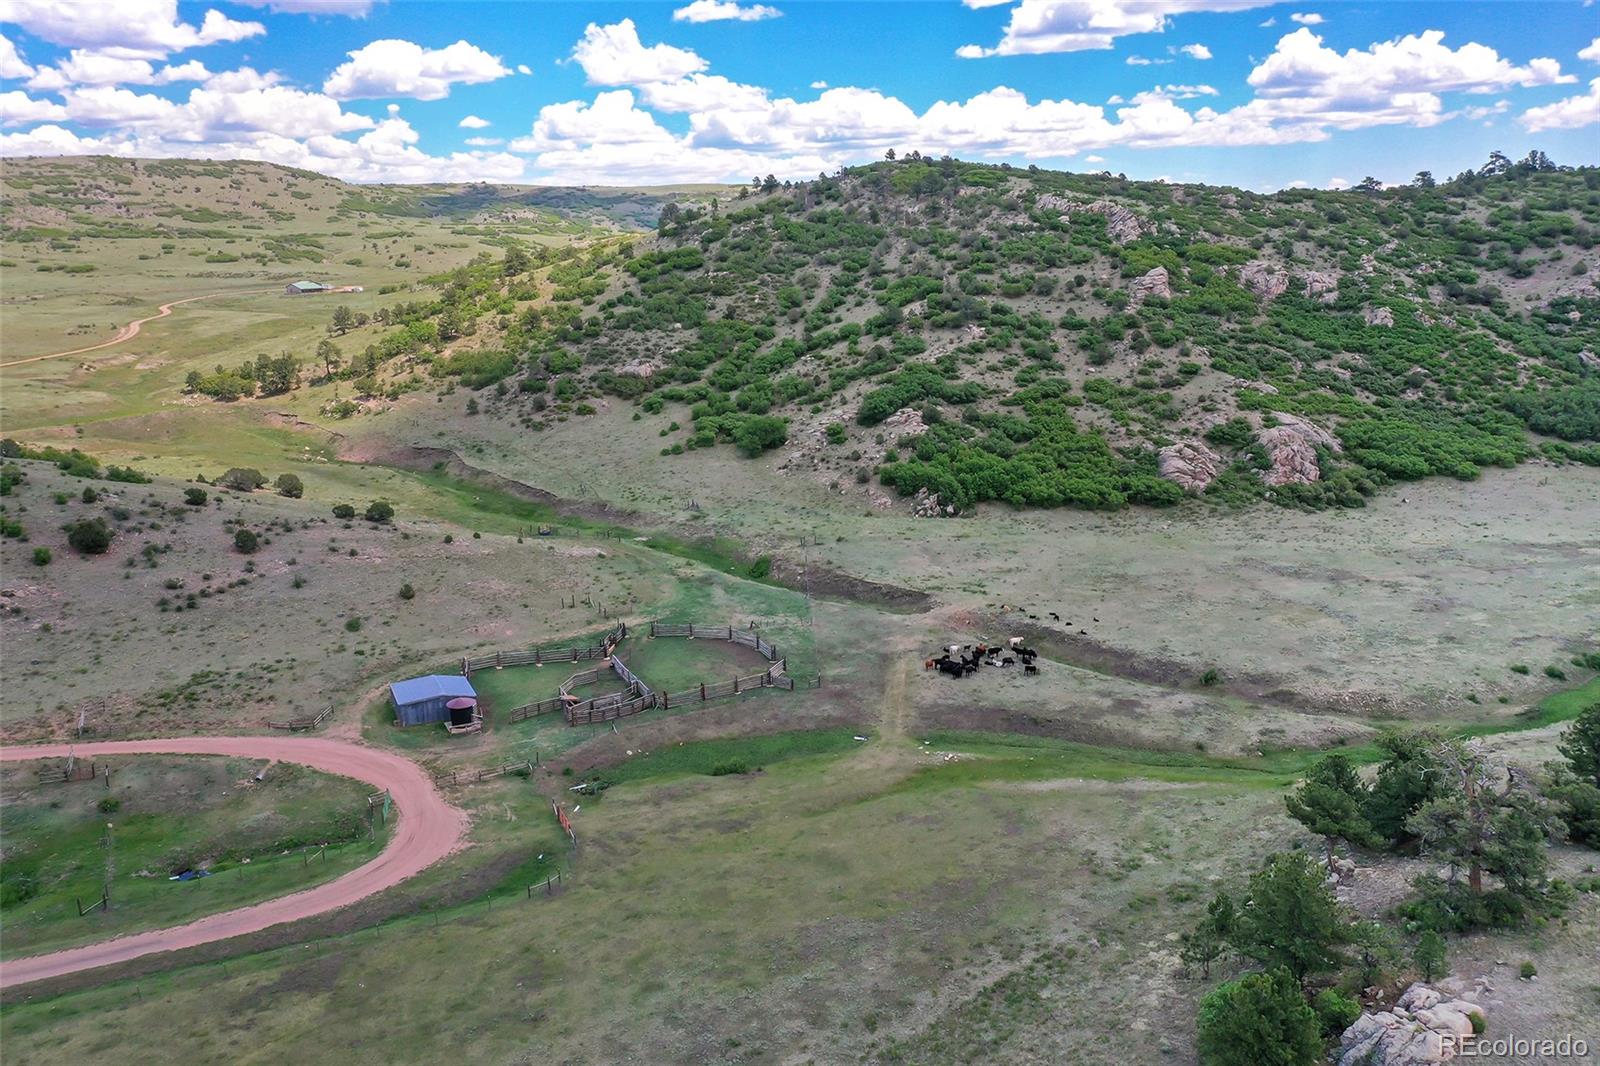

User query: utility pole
[103,821,115,909]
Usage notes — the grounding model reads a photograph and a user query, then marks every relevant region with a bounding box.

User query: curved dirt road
[0,737,466,987]
[0,287,280,368]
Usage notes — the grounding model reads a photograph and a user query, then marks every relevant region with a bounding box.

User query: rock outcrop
[1240,260,1289,300]
[1158,441,1223,492]
[1038,194,1148,243]
[1303,270,1340,302]
[1238,261,1340,303]
[1256,414,1338,486]
[911,487,956,517]
[1337,982,1487,1066]
[1129,266,1172,303]
[1364,305,1396,327]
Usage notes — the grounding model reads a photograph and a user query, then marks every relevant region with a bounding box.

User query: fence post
[733,675,739,694]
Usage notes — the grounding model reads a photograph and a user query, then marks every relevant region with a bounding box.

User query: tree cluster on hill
[1184,708,1600,1063]
[233,152,1600,513]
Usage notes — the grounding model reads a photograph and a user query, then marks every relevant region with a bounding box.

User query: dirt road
[0,737,466,987]
[0,287,280,368]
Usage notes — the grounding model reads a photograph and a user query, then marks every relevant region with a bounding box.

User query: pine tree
[1232,852,1354,985]
[1415,930,1447,982]
[1285,753,1379,869]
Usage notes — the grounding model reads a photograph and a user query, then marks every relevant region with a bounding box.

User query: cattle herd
[925,636,1040,679]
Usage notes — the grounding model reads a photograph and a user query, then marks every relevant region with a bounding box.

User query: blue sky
[1,1,1596,188]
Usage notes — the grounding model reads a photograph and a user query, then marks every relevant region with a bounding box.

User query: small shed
[285,279,330,295]
[389,674,477,727]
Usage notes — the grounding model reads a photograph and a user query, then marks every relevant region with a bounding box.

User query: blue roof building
[389,674,477,727]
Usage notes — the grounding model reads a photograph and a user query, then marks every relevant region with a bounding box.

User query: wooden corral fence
[655,659,792,709]
[266,704,334,731]
[648,621,780,663]
[37,760,105,785]
[431,759,535,789]
[497,620,797,729]
[462,622,626,676]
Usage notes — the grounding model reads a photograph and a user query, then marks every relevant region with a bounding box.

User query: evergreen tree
[1365,730,1448,845]
[1415,930,1447,982]
[1557,701,1600,787]
[1285,753,1379,869]
[1180,890,1237,978]
[1232,852,1354,985]
[1196,968,1322,1066]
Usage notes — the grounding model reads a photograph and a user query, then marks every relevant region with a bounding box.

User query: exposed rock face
[1337,983,1487,1066]
[1302,270,1339,302]
[1038,194,1148,243]
[1158,441,1222,492]
[1276,412,1341,453]
[1256,416,1336,487]
[1579,349,1599,370]
[618,357,664,379]
[911,486,956,517]
[1129,266,1172,303]
[878,406,928,441]
[1364,305,1396,327]
[1240,260,1289,300]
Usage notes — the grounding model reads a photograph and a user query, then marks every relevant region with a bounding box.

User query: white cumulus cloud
[1290,12,1324,25]
[1179,43,1212,60]
[672,0,781,23]
[571,19,708,85]
[323,38,511,101]
[0,88,64,125]
[1580,37,1600,63]
[0,32,33,77]
[458,114,491,128]
[957,0,1272,58]
[1521,77,1600,131]
[0,1,263,60]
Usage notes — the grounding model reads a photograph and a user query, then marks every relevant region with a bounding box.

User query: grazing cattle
[1049,612,1060,622]
[1024,663,1039,675]
[1001,656,1014,666]
[1093,617,1099,623]
[1079,629,1087,636]
[924,658,935,671]
[1008,636,1024,649]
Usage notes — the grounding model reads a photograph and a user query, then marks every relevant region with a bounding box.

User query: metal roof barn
[389,674,477,727]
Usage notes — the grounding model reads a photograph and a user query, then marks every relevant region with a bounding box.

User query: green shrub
[1519,961,1537,979]
[345,617,362,632]
[1196,968,1322,1066]
[233,528,260,554]
[1545,665,1567,680]
[733,415,789,457]
[219,467,268,492]
[708,761,750,776]
[1312,989,1362,1039]
[31,547,51,566]
[184,487,208,506]
[364,501,394,523]
[275,473,304,499]
[1510,663,1530,675]
[398,583,415,600]
[65,518,112,555]
[332,503,355,519]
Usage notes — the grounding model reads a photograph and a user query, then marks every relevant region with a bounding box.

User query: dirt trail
[879,656,913,738]
[0,288,280,368]
[0,737,466,987]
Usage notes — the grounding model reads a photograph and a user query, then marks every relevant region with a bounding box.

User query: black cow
[1049,612,1060,622]
[1024,663,1039,675]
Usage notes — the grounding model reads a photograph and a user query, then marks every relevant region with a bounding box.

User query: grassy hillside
[308,153,1599,514]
